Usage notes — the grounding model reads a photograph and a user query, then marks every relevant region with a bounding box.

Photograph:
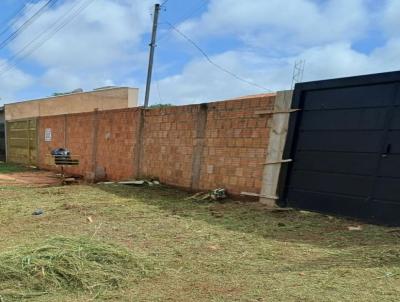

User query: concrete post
[260,90,293,207]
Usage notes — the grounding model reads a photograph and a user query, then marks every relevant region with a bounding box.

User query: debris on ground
[347,225,363,231]
[208,245,220,251]
[97,181,115,185]
[210,210,224,218]
[118,179,160,186]
[97,179,162,186]
[87,216,93,223]
[63,177,78,185]
[119,180,145,185]
[186,188,227,202]
[32,209,44,216]
[0,237,156,300]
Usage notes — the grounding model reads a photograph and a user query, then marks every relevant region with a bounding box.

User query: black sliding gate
[281,71,400,225]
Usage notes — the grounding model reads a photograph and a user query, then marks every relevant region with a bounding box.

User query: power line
[157,0,207,43]
[0,0,85,72]
[160,0,171,8]
[0,0,92,67]
[0,0,95,76]
[151,0,207,104]
[0,0,57,51]
[153,45,167,104]
[0,1,32,37]
[165,22,273,92]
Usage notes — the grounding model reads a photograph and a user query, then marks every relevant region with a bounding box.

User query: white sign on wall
[45,128,52,142]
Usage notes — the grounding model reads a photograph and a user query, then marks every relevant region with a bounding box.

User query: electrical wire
[151,0,209,105]
[0,1,32,37]
[159,0,170,8]
[157,0,207,43]
[0,0,92,68]
[165,22,273,92]
[0,0,57,51]
[0,0,95,76]
[153,49,167,105]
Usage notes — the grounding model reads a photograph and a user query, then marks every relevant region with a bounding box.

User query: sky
[0,0,399,106]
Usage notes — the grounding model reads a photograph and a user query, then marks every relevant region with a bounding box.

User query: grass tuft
[0,163,32,174]
[0,236,156,300]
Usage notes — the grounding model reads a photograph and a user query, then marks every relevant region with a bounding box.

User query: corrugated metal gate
[281,71,400,225]
[0,122,5,161]
[6,118,37,165]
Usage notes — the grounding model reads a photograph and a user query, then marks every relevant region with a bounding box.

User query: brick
[37,93,276,195]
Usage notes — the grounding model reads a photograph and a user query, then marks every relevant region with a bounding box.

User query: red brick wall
[38,113,95,177]
[95,108,140,180]
[38,108,140,180]
[37,94,276,195]
[64,113,96,177]
[38,115,67,171]
[199,96,275,194]
[141,105,200,188]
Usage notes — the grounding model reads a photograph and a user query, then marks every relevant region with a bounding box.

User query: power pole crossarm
[144,3,160,108]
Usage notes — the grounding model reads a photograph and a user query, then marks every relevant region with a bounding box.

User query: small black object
[51,148,71,160]
[32,209,44,216]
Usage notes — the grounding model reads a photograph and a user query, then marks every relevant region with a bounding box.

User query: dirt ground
[1,163,400,301]
[0,171,61,186]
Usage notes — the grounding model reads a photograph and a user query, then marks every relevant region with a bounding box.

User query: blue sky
[0,0,399,106]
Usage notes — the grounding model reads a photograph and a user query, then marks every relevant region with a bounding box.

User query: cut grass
[0,181,399,301]
[0,236,156,301]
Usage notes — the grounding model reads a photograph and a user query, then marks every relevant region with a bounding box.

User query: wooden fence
[6,118,37,165]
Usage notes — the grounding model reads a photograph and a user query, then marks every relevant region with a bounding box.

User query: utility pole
[144,3,161,108]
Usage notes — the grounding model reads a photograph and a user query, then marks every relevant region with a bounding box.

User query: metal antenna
[291,59,305,89]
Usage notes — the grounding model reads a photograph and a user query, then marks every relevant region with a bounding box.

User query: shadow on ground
[97,184,400,251]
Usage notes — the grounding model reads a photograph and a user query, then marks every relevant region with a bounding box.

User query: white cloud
[179,0,369,53]
[40,67,123,92]
[154,40,400,105]
[3,0,400,105]
[300,39,400,81]
[8,0,153,92]
[154,51,291,105]
[12,0,153,68]
[149,0,400,104]
[382,0,400,38]
[0,60,33,104]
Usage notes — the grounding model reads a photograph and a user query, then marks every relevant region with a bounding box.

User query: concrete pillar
[260,90,293,207]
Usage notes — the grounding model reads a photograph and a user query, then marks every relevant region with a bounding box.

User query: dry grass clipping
[0,236,156,300]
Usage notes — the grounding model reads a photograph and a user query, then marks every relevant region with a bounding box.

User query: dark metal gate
[281,71,400,225]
